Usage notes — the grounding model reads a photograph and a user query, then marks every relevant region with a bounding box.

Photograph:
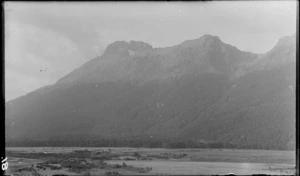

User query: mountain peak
[103,40,153,56]
[201,34,221,41]
[103,41,129,55]
[128,40,153,51]
[103,34,223,56]
[274,33,296,49]
[179,34,222,48]
[249,33,296,71]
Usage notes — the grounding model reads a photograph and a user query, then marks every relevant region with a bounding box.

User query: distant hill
[5,34,296,150]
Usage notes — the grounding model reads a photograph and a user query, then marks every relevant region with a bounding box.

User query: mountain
[5,34,296,150]
[250,34,296,71]
[56,34,257,85]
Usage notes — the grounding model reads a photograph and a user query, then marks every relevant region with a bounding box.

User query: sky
[4,1,297,101]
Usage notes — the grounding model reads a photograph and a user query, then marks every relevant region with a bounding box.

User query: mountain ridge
[55,34,259,86]
[5,33,296,150]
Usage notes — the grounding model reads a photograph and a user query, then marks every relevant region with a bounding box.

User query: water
[107,160,295,175]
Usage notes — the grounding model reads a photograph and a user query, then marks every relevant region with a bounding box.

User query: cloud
[5,21,88,100]
[5,70,51,100]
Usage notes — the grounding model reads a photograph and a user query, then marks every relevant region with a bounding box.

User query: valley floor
[5,147,295,175]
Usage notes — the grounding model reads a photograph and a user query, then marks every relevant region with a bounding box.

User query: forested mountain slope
[5,34,296,150]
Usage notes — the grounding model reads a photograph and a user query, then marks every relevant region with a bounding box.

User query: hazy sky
[4,1,297,101]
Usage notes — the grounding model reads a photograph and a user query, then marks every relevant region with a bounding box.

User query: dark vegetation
[6,149,93,159]
[6,148,295,175]
[36,158,98,174]
[6,149,154,174]
[145,152,187,160]
[6,138,291,150]
[105,171,120,175]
